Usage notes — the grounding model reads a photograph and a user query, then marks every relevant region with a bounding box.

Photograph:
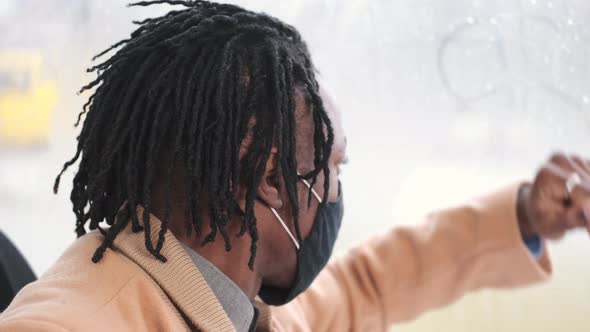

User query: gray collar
[179,242,254,331]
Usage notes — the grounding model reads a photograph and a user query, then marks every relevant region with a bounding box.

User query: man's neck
[149,186,263,299]
[164,217,263,299]
[182,237,261,298]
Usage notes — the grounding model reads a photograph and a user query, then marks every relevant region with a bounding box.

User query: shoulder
[0,232,152,331]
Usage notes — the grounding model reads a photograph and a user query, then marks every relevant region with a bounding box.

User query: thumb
[575,199,590,235]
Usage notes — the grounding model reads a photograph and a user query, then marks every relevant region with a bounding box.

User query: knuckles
[549,151,568,166]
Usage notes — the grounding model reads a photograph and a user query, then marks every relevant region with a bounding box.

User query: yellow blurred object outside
[0,50,58,145]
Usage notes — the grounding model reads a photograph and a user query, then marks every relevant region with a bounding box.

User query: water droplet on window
[583,96,590,104]
[466,17,475,24]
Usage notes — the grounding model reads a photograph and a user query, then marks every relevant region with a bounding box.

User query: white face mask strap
[268,172,324,251]
[270,207,300,250]
[297,172,323,204]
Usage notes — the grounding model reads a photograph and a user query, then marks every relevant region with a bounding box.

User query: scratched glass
[0,1,588,331]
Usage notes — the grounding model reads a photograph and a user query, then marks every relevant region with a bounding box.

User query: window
[0,1,587,330]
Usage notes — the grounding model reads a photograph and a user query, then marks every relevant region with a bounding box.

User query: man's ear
[257,147,283,210]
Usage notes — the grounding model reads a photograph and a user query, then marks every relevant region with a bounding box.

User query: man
[1,1,589,331]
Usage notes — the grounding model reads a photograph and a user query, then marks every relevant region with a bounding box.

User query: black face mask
[259,181,343,305]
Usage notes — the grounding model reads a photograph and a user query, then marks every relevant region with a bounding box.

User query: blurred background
[0,0,588,330]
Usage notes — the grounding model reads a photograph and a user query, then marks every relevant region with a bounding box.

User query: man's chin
[261,270,297,291]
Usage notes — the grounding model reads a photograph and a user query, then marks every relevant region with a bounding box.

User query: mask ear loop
[297,172,323,203]
[268,173,324,251]
[269,207,300,250]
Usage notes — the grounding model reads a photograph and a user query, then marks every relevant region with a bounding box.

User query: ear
[257,147,283,210]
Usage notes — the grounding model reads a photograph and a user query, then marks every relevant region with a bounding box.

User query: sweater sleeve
[270,183,552,331]
[0,319,70,332]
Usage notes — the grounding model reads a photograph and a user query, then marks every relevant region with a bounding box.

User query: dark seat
[0,231,36,312]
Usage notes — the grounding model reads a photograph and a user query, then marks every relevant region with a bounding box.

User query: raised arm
[271,183,551,331]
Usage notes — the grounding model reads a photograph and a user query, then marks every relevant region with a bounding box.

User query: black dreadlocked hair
[53,0,334,269]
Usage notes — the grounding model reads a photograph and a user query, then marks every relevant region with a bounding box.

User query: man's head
[54,0,347,294]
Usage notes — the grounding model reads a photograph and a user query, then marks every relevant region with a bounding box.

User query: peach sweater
[0,184,551,331]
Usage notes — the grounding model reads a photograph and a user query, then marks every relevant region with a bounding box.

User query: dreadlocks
[53,0,334,269]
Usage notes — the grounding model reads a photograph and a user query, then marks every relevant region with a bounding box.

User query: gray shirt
[180,242,254,331]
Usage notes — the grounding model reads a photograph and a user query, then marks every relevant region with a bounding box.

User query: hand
[517,153,590,240]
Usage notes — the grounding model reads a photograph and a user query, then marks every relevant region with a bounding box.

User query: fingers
[544,153,590,192]
[539,153,575,206]
[564,197,590,228]
[566,155,590,181]
[537,152,590,237]
[545,152,575,180]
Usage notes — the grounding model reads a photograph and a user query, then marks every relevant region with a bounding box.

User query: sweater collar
[179,241,255,331]
[113,207,237,331]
